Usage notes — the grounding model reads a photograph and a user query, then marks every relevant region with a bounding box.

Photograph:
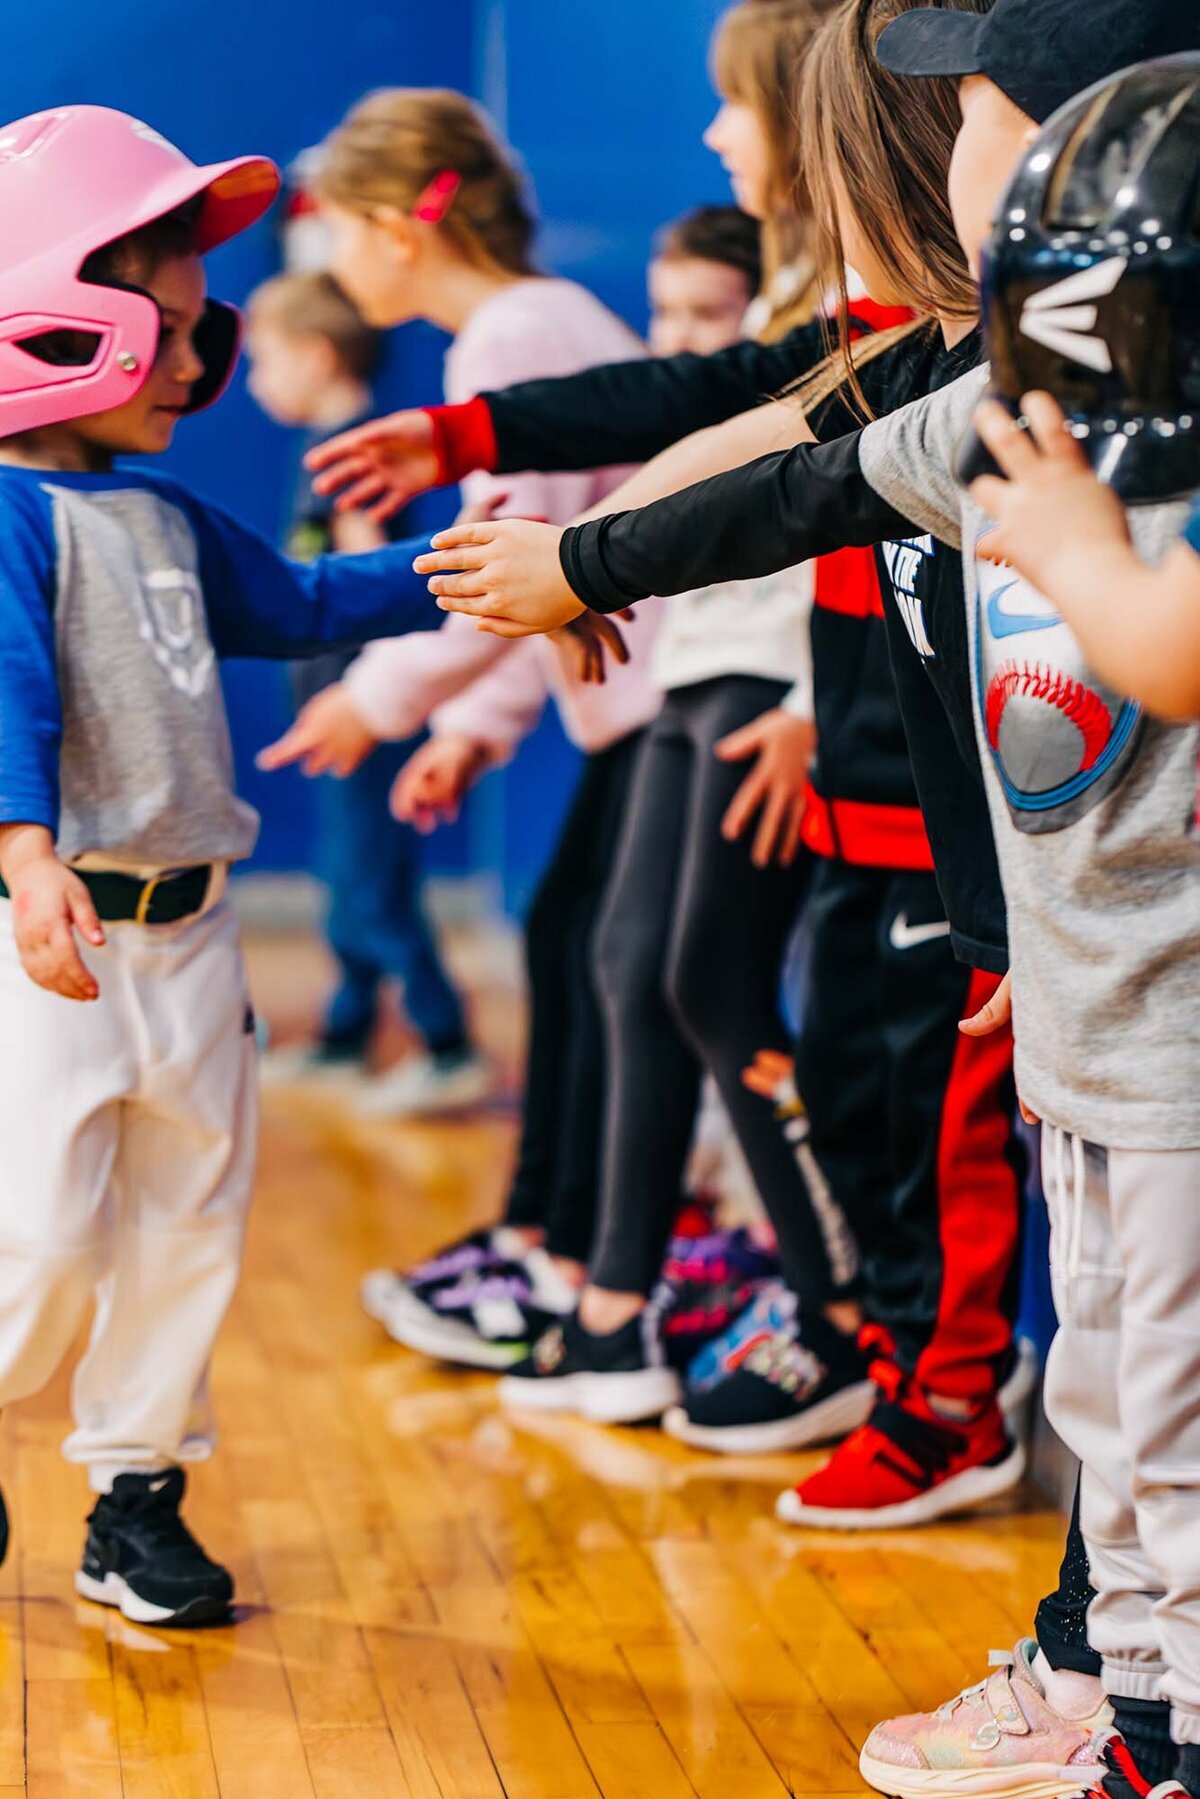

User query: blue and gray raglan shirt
[0,464,438,868]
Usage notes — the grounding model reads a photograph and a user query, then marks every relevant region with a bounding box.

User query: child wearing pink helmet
[0,106,448,1626]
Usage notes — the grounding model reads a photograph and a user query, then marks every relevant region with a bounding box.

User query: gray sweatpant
[1042,1128,1200,1746]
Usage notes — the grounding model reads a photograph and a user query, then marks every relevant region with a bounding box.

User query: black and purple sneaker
[362,1241,576,1371]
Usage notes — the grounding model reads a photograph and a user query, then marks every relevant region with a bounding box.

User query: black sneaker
[1077,1731,1192,1797]
[661,1284,874,1454]
[76,1469,233,1627]
[498,1309,681,1423]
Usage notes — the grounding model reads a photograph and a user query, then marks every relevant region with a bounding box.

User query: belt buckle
[134,871,166,926]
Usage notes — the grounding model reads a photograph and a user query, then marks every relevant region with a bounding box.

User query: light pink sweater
[344,279,664,758]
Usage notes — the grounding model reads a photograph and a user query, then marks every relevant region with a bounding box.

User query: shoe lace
[937,1650,1015,1720]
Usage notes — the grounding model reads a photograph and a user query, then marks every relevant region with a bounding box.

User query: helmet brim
[116,152,280,256]
[875,9,989,80]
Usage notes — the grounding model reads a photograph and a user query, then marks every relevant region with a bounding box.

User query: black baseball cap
[876,0,1200,124]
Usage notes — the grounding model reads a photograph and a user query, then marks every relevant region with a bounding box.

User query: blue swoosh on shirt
[986,578,1061,640]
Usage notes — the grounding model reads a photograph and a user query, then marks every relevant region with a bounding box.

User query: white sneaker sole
[360,1279,529,1371]
[775,1440,1027,1531]
[858,1746,1101,1799]
[75,1568,229,1627]
[355,1065,494,1119]
[662,1379,876,1455]
[499,1366,682,1424]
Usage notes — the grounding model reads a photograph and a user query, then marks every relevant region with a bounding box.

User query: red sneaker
[776,1382,1025,1530]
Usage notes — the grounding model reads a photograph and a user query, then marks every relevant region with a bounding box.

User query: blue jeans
[315,738,467,1056]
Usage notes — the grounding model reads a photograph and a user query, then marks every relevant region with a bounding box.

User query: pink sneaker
[858,1639,1112,1798]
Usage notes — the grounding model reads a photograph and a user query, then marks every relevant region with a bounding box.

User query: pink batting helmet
[0,105,280,435]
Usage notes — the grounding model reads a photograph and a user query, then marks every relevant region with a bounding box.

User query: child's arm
[307,322,831,518]
[415,430,918,635]
[0,823,105,1002]
[971,392,1200,721]
[182,493,444,659]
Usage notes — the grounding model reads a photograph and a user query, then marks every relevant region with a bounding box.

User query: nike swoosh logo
[890,914,952,952]
[986,578,1061,641]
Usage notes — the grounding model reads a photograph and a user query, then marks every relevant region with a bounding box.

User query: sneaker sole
[75,1568,231,1628]
[499,1366,682,1424]
[858,1747,1099,1799]
[355,1070,494,1120]
[370,1302,530,1371]
[775,1441,1027,1531]
[859,1748,1101,1791]
[662,1380,876,1455]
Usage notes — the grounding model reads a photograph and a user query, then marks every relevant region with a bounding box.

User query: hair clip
[413,170,462,224]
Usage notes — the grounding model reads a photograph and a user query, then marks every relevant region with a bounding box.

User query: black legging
[589,675,813,1297]
[502,729,643,1263]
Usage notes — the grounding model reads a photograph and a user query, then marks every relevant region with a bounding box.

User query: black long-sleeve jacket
[482,324,1006,970]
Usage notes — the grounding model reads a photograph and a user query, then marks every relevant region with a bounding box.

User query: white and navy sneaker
[75,1469,233,1628]
[362,1246,577,1371]
[662,1284,874,1454]
[498,1309,681,1423]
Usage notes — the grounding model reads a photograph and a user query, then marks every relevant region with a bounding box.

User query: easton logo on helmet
[1017,256,1127,373]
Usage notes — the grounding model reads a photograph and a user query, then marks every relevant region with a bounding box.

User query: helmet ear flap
[184,299,241,414]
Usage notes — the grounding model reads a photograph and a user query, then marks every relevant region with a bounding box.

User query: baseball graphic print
[974,546,1142,833]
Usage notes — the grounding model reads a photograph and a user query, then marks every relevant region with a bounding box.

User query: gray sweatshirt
[860,368,1200,1150]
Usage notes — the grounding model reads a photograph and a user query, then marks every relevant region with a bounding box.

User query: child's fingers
[721,768,766,843]
[973,400,1042,479]
[712,721,761,763]
[305,419,398,469]
[255,724,311,771]
[414,545,490,575]
[67,883,106,948]
[780,796,806,866]
[37,921,98,1002]
[330,473,393,514]
[427,573,493,602]
[471,615,539,639]
[1022,390,1084,464]
[429,524,496,552]
[958,971,1013,1037]
[752,786,789,868]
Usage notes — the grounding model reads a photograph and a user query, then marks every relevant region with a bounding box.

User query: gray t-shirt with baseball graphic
[860,366,1200,1149]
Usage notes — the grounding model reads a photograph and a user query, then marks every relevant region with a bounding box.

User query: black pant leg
[662,680,845,1303]
[504,733,642,1244]
[792,860,893,1302]
[1035,1478,1102,1675]
[588,706,701,1294]
[541,731,643,1262]
[871,870,1022,1401]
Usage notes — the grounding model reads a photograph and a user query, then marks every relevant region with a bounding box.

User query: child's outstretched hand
[970,391,1131,586]
[390,734,490,834]
[306,410,441,522]
[715,708,815,868]
[414,520,583,635]
[257,683,379,779]
[554,612,634,685]
[0,827,104,1002]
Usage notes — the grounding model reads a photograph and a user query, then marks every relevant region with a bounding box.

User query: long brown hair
[792,0,986,417]
[318,88,538,279]
[711,0,841,339]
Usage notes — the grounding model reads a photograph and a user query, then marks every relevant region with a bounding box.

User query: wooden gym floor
[0,921,1064,1797]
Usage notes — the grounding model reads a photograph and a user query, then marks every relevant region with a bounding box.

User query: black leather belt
[0,864,213,925]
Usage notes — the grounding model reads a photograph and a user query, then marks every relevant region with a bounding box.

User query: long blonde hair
[711,0,841,340]
[318,88,538,279]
